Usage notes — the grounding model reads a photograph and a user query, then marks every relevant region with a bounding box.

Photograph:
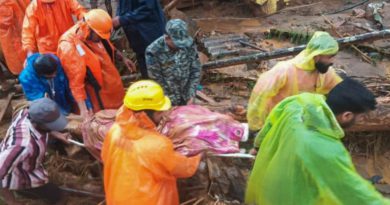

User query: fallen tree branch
[164,0,181,13]
[203,29,390,69]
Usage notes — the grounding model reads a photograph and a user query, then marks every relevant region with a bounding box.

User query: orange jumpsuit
[0,0,29,74]
[57,22,124,112]
[102,106,201,205]
[22,0,85,54]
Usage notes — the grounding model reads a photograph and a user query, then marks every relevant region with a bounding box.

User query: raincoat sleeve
[247,67,288,131]
[57,42,88,101]
[0,4,14,37]
[157,141,201,178]
[68,0,86,20]
[316,67,342,94]
[118,0,155,26]
[146,50,170,93]
[22,2,38,53]
[303,138,390,204]
[186,47,202,100]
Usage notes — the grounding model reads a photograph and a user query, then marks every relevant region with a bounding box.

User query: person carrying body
[247,31,342,132]
[146,19,201,106]
[102,80,201,205]
[0,98,70,205]
[19,53,75,115]
[246,78,389,205]
[57,9,135,118]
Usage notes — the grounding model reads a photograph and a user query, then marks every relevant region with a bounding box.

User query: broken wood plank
[196,90,218,105]
[0,92,14,123]
[203,29,390,69]
[239,40,267,52]
[207,42,243,53]
[203,35,249,47]
[164,0,181,13]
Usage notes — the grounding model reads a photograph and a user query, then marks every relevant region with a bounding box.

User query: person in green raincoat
[246,78,390,205]
[247,31,342,132]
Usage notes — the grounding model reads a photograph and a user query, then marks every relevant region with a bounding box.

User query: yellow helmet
[84,9,112,40]
[124,80,172,111]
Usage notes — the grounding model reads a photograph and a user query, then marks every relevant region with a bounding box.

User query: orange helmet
[84,9,112,40]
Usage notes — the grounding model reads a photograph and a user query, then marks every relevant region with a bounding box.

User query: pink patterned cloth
[81,105,245,160]
[157,105,245,156]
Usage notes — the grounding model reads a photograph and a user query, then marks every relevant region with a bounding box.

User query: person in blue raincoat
[112,0,166,79]
[19,53,74,114]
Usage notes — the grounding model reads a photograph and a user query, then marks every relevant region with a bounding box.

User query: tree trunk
[347,103,390,132]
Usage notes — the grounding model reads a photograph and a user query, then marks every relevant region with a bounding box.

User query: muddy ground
[1,0,390,204]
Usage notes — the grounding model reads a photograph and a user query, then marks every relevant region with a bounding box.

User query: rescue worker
[247,31,342,132]
[102,80,201,205]
[113,0,166,78]
[245,78,389,205]
[0,0,29,74]
[22,0,86,56]
[146,19,201,106]
[57,9,135,117]
[19,53,75,115]
[0,98,69,205]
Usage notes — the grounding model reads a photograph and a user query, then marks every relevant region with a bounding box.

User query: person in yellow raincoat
[253,0,289,15]
[0,0,29,75]
[57,9,135,117]
[247,31,342,132]
[101,80,202,205]
[22,0,86,55]
[246,78,389,205]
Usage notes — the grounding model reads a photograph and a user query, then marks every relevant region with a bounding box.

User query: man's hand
[50,131,71,144]
[123,58,137,73]
[249,148,258,156]
[77,100,93,120]
[112,16,121,29]
[27,51,33,57]
[187,98,194,105]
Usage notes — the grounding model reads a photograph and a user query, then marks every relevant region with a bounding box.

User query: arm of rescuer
[22,2,39,56]
[186,45,202,104]
[247,64,288,131]
[0,4,15,39]
[67,0,87,20]
[115,48,136,73]
[57,41,91,117]
[145,46,171,94]
[158,139,202,178]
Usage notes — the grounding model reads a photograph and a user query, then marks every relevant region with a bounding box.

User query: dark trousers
[137,53,148,79]
[16,183,62,204]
